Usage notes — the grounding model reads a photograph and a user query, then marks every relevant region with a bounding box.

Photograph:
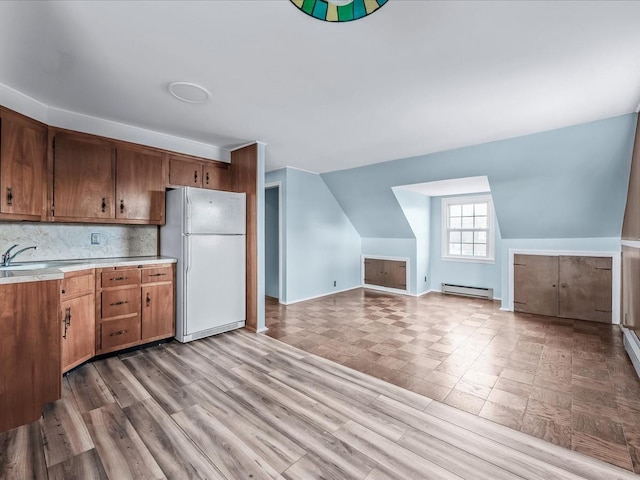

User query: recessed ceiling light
[168,82,210,104]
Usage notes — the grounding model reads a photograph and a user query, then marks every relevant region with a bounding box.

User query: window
[442,195,494,263]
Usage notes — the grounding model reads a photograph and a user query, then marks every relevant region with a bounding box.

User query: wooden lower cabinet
[61,270,96,373]
[96,263,175,354]
[0,280,60,432]
[364,258,407,290]
[514,254,612,323]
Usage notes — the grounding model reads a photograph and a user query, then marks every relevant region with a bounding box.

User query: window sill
[441,256,495,265]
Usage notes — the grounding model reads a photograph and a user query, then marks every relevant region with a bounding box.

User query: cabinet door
[622,117,640,240]
[513,254,559,317]
[61,293,96,373]
[54,134,115,220]
[384,260,407,290]
[364,258,386,287]
[559,256,612,323]
[116,147,165,223]
[168,157,202,187]
[0,110,46,217]
[203,162,230,191]
[622,246,640,329]
[141,283,174,340]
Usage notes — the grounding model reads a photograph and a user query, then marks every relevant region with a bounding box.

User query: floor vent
[441,283,493,300]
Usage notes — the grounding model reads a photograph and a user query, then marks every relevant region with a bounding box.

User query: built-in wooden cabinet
[53,132,115,221]
[514,254,612,323]
[96,263,175,354]
[115,146,165,223]
[61,269,96,373]
[167,153,231,191]
[0,280,60,432]
[0,108,46,220]
[364,258,407,290]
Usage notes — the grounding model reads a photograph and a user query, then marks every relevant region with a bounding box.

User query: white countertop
[0,256,177,285]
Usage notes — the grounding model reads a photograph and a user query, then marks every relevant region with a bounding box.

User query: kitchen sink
[0,262,59,271]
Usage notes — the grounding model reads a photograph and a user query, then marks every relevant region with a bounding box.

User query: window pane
[474,244,487,256]
[475,216,487,229]
[474,203,488,216]
[449,243,461,255]
[462,216,474,228]
[474,231,487,243]
[462,243,474,256]
[449,231,461,243]
[461,231,473,243]
[449,204,461,217]
[462,204,473,216]
[450,217,462,229]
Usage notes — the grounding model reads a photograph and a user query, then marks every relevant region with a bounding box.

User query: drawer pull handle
[101,197,106,213]
[110,300,129,306]
[62,307,71,339]
[110,276,128,281]
[146,292,151,306]
[110,330,128,337]
[6,187,13,206]
[149,273,167,277]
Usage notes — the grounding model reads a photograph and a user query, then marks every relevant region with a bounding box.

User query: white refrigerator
[161,187,246,343]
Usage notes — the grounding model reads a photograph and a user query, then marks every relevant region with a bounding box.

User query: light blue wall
[429,196,503,299]
[265,186,279,298]
[393,188,431,295]
[362,238,417,294]
[322,114,637,240]
[265,167,361,304]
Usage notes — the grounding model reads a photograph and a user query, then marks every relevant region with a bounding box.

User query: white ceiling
[396,176,491,197]
[1,1,639,173]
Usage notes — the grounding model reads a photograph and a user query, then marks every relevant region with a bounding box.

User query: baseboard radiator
[441,283,493,300]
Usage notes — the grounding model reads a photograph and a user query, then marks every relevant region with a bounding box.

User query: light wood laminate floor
[266,289,640,472]
[1,328,638,479]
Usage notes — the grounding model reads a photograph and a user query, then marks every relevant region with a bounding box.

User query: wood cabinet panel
[53,134,115,220]
[622,246,640,329]
[203,163,230,191]
[141,265,172,284]
[558,256,612,323]
[100,269,140,288]
[622,115,640,240]
[101,287,140,318]
[100,316,141,351]
[142,283,175,340]
[0,109,46,218]
[61,292,95,373]
[61,271,95,299]
[168,157,202,187]
[514,255,559,317]
[116,147,165,223]
[0,280,60,432]
[364,258,407,290]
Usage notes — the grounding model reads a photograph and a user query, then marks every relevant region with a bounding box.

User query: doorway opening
[265,183,282,301]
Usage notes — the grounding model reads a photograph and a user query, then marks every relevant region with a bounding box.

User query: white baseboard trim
[622,326,640,379]
[281,286,361,305]
[255,327,269,334]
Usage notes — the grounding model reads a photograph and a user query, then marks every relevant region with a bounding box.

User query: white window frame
[441,194,495,264]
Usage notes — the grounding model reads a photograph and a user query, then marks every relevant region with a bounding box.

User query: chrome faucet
[1,244,38,267]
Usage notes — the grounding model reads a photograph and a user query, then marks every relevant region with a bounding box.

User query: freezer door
[185,187,246,235]
[184,234,246,335]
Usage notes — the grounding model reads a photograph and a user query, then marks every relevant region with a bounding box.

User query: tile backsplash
[0,223,158,261]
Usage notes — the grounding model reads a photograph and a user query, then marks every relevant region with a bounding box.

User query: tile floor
[265,289,640,472]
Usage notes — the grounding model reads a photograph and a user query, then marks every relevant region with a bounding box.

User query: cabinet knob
[6,187,13,206]
[61,289,66,294]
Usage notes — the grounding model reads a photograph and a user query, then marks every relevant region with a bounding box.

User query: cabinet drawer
[142,266,172,284]
[61,270,95,298]
[101,287,139,318]
[100,269,140,288]
[101,316,140,351]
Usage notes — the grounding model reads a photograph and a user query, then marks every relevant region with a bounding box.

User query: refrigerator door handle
[184,239,191,275]
[185,191,192,233]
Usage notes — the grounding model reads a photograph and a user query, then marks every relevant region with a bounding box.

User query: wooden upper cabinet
[116,147,165,224]
[53,133,115,220]
[622,115,640,240]
[167,154,230,191]
[203,162,230,191]
[0,109,46,219]
[168,156,202,187]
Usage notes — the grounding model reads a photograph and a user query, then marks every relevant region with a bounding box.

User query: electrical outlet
[333,280,337,287]
[91,233,100,245]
